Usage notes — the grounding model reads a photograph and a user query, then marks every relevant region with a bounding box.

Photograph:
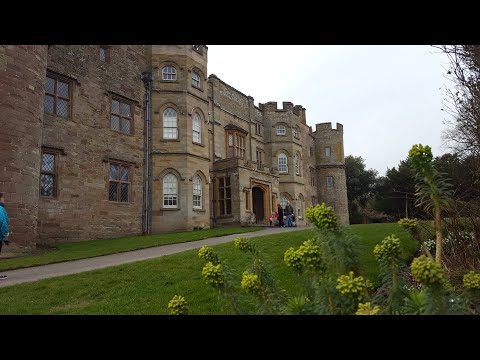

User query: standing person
[277,204,284,227]
[0,192,10,279]
[285,201,294,227]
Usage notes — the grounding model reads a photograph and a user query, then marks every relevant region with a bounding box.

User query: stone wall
[0,45,48,250]
[37,45,149,244]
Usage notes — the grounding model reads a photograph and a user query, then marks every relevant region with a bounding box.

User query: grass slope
[0,223,417,314]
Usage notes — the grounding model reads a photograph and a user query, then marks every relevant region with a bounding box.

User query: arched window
[295,152,301,175]
[163,173,178,208]
[280,196,288,209]
[278,152,288,173]
[162,66,177,81]
[192,113,201,144]
[163,108,178,139]
[276,125,286,136]
[192,72,200,88]
[193,175,202,208]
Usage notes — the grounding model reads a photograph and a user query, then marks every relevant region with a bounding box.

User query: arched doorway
[252,187,265,222]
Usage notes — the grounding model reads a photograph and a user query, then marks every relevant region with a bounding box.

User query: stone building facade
[0,45,348,250]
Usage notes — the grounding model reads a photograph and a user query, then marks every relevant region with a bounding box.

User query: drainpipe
[141,71,152,235]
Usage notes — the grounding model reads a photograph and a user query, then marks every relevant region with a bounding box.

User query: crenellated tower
[313,122,349,225]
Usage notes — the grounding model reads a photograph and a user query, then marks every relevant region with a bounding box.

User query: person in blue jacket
[0,192,10,279]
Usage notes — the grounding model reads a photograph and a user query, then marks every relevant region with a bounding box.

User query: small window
[276,125,286,136]
[192,112,201,144]
[44,75,71,118]
[163,173,178,208]
[109,163,130,202]
[293,127,299,139]
[278,153,288,173]
[40,150,57,197]
[255,123,262,136]
[327,176,334,188]
[192,72,201,88]
[111,99,132,135]
[310,167,316,186]
[294,153,301,175]
[99,46,109,63]
[325,147,331,157]
[310,147,314,157]
[163,108,178,139]
[162,66,177,81]
[193,175,202,209]
[256,149,263,170]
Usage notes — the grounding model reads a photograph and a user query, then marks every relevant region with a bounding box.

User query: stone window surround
[226,130,246,159]
[44,70,74,119]
[278,152,288,173]
[276,124,287,136]
[162,65,177,81]
[99,45,111,63]
[40,147,62,198]
[163,106,179,140]
[110,96,134,136]
[192,111,203,145]
[108,161,132,204]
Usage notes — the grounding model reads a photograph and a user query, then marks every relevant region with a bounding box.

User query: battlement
[315,122,343,133]
[259,101,304,115]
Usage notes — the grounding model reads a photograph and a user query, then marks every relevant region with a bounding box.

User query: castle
[0,45,349,250]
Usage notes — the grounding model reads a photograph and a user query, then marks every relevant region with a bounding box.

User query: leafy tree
[371,158,422,220]
[344,155,378,223]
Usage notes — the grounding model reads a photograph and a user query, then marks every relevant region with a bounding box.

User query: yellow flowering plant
[167,295,188,315]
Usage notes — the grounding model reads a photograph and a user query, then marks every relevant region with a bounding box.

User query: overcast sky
[207,45,455,176]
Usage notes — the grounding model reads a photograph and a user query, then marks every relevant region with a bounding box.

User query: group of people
[269,201,296,227]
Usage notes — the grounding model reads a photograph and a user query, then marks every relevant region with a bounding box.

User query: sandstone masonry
[0,45,349,251]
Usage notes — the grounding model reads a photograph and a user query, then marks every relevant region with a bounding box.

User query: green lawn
[0,227,262,272]
[0,223,417,314]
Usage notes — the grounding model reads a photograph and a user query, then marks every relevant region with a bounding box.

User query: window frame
[110,97,133,135]
[163,173,178,208]
[40,149,59,198]
[327,176,334,188]
[192,112,202,144]
[99,46,110,63]
[325,146,332,157]
[217,176,232,216]
[193,175,202,209]
[278,152,288,173]
[192,72,201,88]
[226,130,246,159]
[256,149,264,170]
[255,123,262,136]
[108,162,131,203]
[162,66,177,81]
[163,107,178,140]
[276,125,286,136]
[44,73,72,118]
[294,153,301,175]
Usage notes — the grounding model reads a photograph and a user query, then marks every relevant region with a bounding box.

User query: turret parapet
[261,101,304,118]
[282,102,294,111]
[315,122,343,133]
[208,74,219,80]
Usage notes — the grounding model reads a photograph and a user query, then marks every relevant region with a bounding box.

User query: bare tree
[434,45,480,157]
